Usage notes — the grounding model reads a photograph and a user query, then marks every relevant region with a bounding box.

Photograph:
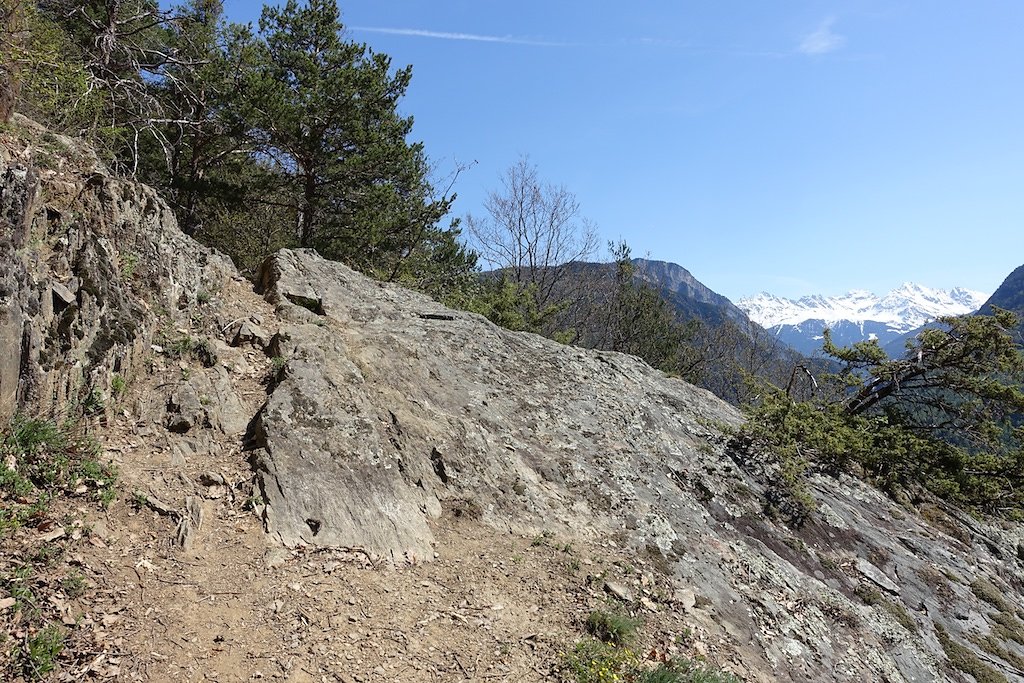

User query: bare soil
[2,276,739,682]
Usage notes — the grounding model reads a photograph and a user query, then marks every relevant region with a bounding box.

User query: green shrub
[733,311,1024,521]
[20,624,64,680]
[560,639,640,683]
[585,610,640,646]
[559,639,740,683]
[0,415,117,534]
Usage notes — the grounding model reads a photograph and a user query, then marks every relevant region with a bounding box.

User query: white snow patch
[738,283,989,331]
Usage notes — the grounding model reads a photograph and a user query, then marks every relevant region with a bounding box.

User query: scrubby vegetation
[560,610,740,683]
[560,639,741,683]
[1,415,117,679]
[732,308,1024,523]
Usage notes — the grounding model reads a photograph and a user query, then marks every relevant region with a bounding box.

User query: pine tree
[243,0,472,291]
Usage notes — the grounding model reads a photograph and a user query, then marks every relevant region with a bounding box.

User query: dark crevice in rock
[430,447,449,484]
[284,293,325,315]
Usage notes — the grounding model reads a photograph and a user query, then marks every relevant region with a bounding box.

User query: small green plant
[162,334,216,367]
[20,624,65,680]
[168,335,195,359]
[82,387,104,416]
[60,571,87,598]
[531,530,554,547]
[120,252,140,279]
[30,544,64,568]
[110,374,127,397]
[1,416,117,533]
[196,289,212,304]
[243,492,266,512]
[7,567,37,617]
[97,484,117,507]
[586,610,640,646]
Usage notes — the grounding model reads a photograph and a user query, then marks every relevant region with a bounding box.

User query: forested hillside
[1,0,475,294]
[980,264,1024,334]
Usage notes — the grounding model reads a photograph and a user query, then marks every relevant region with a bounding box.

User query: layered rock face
[250,249,742,562]
[0,116,233,421]
[5,120,1024,682]
[250,249,1024,682]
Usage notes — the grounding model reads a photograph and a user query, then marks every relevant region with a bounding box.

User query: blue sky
[221,1,1024,301]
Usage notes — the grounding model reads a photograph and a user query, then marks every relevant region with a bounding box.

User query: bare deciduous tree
[466,156,599,313]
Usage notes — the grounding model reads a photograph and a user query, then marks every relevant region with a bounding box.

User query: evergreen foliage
[735,308,1024,522]
[6,0,475,294]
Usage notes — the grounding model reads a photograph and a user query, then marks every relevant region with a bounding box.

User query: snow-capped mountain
[737,284,988,356]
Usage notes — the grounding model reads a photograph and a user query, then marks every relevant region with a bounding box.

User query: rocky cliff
[4,118,1024,682]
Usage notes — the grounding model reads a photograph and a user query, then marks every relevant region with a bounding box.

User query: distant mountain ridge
[737,283,988,356]
[631,258,751,327]
[979,264,1024,317]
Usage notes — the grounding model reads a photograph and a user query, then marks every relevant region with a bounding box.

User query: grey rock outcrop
[0,115,233,421]
[6,118,1024,682]
[251,249,739,565]
[250,248,1024,682]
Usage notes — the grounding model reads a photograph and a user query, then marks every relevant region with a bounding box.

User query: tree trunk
[300,171,316,247]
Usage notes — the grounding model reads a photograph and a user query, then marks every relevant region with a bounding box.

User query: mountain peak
[738,284,988,331]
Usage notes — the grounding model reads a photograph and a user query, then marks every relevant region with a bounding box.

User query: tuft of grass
[639,659,742,683]
[586,610,640,646]
[990,611,1024,646]
[972,578,1011,612]
[82,387,104,416]
[530,530,554,547]
[119,252,139,279]
[969,633,1024,671]
[163,334,216,368]
[60,572,87,598]
[854,584,917,633]
[110,374,127,397]
[20,624,65,680]
[936,623,1008,683]
[264,355,289,387]
[0,416,117,533]
[559,639,740,683]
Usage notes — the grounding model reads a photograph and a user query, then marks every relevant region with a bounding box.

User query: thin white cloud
[352,26,569,47]
[798,18,846,55]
